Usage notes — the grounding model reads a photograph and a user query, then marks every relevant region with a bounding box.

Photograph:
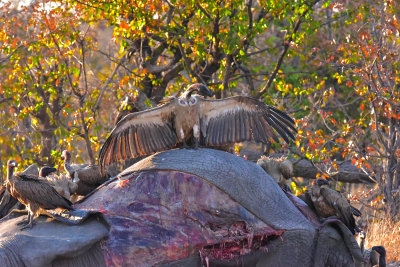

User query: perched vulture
[61,150,107,196]
[5,160,73,229]
[305,178,359,234]
[99,83,297,172]
[42,173,78,200]
[257,156,293,191]
[61,150,88,180]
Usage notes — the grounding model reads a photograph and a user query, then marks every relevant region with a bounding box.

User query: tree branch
[256,1,319,98]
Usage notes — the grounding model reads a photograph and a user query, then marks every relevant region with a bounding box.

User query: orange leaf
[360,103,365,111]
[365,146,374,152]
[346,81,353,87]
[11,38,17,49]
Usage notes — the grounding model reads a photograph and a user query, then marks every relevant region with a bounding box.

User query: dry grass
[365,218,400,262]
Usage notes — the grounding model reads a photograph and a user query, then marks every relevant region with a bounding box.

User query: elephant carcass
[73,148,362,266]
[0,148,362,266]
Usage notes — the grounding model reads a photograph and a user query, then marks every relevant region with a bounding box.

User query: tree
[0,0,399,222]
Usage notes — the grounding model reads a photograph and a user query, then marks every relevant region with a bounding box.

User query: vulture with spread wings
[99,83,297,172]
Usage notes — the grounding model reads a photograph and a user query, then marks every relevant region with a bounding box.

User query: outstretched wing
[198,96,296,146]
[98,101,178,172]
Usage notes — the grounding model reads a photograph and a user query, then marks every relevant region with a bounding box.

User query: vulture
[99,83,297,172]
[359,232,387,267]
[61,150,107,196]
[39,166,57,178]
[5,160,73,229]
[257,156,293,192]
[42,172,79,200]
[61,150,88,180]
[304,178,360,234]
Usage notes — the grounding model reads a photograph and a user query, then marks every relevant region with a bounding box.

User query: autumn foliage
[0,0,399,228]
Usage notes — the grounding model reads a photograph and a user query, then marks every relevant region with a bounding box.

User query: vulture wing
[12,175,72,210]
[320,187,356,233]
[99,100,178,172]
[198,96,296,146]
[75,165,105,186]
[350,205,361,217]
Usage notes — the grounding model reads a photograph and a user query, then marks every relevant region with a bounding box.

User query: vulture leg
[193,137,199,149]
[182,138,189,148]
[17,216,30,225]
[19,212,34,230]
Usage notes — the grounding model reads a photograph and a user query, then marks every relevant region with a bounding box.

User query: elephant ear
[317,218,364,264]
[331,220,364,262]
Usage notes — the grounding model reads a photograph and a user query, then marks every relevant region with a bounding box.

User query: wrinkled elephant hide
[77,170,289,266]
[76,148,361,267]
[0,148,363,267]
[0,211,109,267]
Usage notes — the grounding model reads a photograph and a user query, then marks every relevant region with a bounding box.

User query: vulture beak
[8,160,17,168]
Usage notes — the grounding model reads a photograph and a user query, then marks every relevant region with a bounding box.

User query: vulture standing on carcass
[99,83,297,172]
[304,178,360,234]
[61,150,107,196]
[257,156,293,191]
[61,150,88,180]
[5,160,73,229]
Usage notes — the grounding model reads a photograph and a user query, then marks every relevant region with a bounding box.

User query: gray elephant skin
[0,148,363,266]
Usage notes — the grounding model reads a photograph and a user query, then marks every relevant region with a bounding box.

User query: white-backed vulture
[61,150,88,180]
[61,150,107,196]
[43,173,78,200]
[257,156,294,191]
[99,83,297,172]
[306,178,359,234]
[6,160,73,229]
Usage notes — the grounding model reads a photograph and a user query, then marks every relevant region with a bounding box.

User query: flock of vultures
[2,83,386,266]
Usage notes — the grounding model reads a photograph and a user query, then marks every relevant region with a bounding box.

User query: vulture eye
[179,99,186,105]
[190,98,196,104]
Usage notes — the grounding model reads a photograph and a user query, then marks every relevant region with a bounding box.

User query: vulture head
[257,156,293,190]
[61,150,72,164]
[39,166,57,178]
[371,246,386,267]
[7,159,17,173]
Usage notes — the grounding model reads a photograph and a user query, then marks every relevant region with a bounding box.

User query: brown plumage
[6,160,73,229]
[61,150,107,195]
[306,178,359,234]
[99,83,296,173]
[257,156,293,191]
[61,150,88,179]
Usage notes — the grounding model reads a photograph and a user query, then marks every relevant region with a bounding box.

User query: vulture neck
[6,164,16,183]
[181,88,199,100]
